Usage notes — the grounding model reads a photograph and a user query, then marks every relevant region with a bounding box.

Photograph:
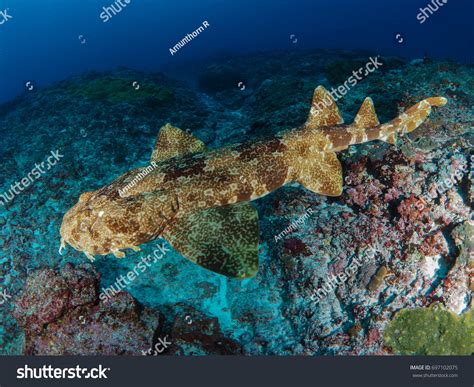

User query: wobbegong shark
[60,86,447,278]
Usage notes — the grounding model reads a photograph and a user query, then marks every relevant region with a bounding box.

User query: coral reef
[0,49,472,355]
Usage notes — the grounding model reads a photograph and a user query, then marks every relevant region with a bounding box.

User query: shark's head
[60,189,176,260]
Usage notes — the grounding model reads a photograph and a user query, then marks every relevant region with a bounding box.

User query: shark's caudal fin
[375,97,447,145]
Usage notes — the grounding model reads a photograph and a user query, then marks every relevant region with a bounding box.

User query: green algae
[384,307,473,355]
[67,76,173,104]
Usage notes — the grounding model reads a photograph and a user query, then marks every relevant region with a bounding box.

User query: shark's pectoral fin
[162,202,259,279]
[151,123,207,162]
[296,151,343,196]
[305,86,344,129]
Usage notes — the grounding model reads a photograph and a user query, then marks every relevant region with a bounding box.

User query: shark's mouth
[58,236,99,262]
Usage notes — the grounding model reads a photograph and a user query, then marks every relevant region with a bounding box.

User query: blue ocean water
[0,0,473,103]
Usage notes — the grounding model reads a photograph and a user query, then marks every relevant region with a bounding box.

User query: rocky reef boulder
[13,264,159,355]
[12,264,243,356]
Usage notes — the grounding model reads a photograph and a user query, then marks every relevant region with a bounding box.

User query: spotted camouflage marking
[60,86,447,277]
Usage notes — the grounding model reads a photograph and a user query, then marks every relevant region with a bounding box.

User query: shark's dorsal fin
[151,123,206,163]
[305,86,344,129]
[353,97,380,128]
[162,202,259,279]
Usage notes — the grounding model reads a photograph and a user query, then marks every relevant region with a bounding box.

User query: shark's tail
[370,96,448,145]
[282,86,447,198]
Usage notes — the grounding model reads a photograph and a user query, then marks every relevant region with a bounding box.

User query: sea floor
[0,49,472,355]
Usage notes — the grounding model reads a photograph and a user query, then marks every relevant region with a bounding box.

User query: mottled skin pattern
[60,86,447,278]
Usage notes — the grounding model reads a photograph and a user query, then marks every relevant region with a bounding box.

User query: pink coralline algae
[419,231,449,257]
[396,195,432,233]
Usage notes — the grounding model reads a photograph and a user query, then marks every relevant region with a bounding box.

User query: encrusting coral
[383,306,473,355]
